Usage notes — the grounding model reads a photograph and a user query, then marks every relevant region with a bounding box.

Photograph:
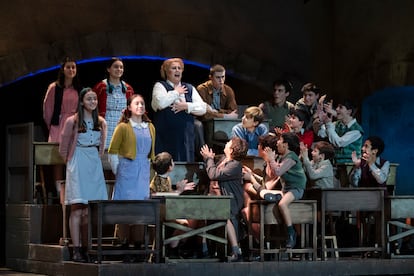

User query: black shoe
[167,246,181,259]
[180,249,194,259]
[80,247,89,262]
[134,241,144,250]
[122,254,137,263]
[113,241,129,250]
[264,193,282,203]
[286,232,297,249]
[227,253,243,262]
[194,249,210,259]
[72,247,87,263]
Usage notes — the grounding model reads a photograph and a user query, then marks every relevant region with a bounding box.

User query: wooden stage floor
[4,244,414,276]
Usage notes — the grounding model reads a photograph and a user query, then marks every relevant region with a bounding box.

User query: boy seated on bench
[243,132,306,249]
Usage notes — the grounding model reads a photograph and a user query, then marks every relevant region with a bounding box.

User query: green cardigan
[108,121,156,161]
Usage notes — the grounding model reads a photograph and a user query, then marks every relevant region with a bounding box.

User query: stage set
[4,122,414,276]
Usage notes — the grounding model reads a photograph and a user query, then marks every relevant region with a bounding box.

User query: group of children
[45,56,391,263]
[227,80,392,258]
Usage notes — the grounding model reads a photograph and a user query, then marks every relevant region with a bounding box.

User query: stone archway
[0,31,277,94]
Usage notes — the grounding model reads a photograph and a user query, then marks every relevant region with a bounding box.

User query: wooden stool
[386,196,414,258]
[324,235,339,259]
[248,200,318,261]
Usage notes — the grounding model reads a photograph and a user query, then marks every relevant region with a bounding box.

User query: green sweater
[278,151,307,191]
[334,121,363,164]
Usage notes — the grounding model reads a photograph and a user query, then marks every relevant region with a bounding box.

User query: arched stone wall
[0,1,315,104]
[0,30,283,93]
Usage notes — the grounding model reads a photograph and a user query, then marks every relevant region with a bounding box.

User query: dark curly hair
[229,137,248,161]
[281,132,300,155]
[366,136,385,156]
[258,134,278,151]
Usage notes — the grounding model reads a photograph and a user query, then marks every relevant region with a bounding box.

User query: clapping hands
[263,146,276,161]
[200,144,215,160]
[176,179,196,193]
[351,151,361,167]
[299,142,308,160]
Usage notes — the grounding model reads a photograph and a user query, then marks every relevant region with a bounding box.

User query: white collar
[344,118,357,128]
[166,80,179,88]
[130,120,148,129]
[157,172,169,178]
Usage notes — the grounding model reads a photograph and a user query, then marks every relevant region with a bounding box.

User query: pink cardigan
[59,115,107,162]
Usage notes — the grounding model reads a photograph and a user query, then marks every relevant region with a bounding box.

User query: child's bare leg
[170,219,188,248]
[69,205,82,247]
[117,224,130,245]
[80,206,88,248]
[278,192,296,248]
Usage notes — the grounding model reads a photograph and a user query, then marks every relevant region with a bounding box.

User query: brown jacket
[196,80,238,121]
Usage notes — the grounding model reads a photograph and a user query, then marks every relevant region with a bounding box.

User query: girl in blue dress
[59,87,108,262]
[108,94,156,249]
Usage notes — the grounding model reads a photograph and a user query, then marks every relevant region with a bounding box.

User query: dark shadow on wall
[362,86,414,195]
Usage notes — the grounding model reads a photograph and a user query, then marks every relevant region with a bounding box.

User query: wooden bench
[386,196,414,258]
[87,199,162,263]
[248,200,317,261]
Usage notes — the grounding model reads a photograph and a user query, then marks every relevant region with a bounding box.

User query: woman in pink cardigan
[43,57,81,199]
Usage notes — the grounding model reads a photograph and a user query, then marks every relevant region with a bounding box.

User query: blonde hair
[160,58,184,80]
[244,106,264,124]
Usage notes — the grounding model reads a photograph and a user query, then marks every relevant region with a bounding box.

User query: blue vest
[153,81,195,162]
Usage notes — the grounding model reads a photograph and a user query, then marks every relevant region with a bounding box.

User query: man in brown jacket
[195,64,238,154]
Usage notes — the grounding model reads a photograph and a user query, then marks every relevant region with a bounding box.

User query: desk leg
[97,205,103,263]
[380,208,385,258]
[59,184,69,246]
[260,204,265,262]
[162,223,166,260]
[321,210,326,260]
[88,205,92,260]
[38,165,47,204]
[59,204,68,246]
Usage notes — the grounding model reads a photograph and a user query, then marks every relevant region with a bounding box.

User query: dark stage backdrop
[362,86,414,195]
